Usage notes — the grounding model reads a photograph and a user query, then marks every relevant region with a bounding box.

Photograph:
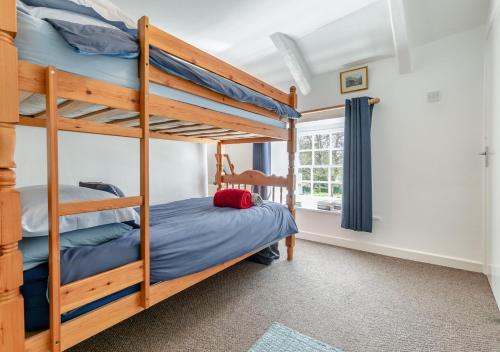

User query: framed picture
[339,66,368,94]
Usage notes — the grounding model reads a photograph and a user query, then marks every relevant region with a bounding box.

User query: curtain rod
[301,97,380,115]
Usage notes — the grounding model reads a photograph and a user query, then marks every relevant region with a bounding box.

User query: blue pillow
[79,181,125,197]
[20,222,133,271]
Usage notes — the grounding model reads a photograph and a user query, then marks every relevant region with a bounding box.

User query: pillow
[18,2,121,30]
[251,193,264,207]
[19,185,140,237]
[79,181,125,197]
[20,222,133,271]
[19,0,136,33]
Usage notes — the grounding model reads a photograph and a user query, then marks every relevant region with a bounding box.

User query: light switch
[427,91,441,103]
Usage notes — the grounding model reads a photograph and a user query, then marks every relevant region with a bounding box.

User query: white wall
[485,0,500,307]
[16,126,207,205]
[214,26,486,272]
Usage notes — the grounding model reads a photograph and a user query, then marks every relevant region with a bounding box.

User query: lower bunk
[23,196,297,351]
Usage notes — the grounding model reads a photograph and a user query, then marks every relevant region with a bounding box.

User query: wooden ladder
[44,60,150,351]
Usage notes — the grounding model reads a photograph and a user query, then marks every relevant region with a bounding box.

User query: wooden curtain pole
[301,97,380,115]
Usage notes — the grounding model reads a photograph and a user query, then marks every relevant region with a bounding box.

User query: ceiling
[113,0,490,89]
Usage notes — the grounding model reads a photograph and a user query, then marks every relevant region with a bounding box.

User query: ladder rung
[60,260,144,313]
[59,196,143,216]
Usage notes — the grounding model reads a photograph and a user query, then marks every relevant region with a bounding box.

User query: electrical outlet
[427,91,441,103]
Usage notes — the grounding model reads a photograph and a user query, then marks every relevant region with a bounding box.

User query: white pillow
[18,1,122,30]
[18,0,136,31]
[19,185,140,237]
[69,0,136,30]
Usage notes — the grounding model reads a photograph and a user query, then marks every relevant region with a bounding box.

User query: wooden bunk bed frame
[0,4,297,352]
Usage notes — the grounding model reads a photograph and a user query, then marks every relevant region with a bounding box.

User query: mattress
[16,11,288,129]
[22,197,298,330]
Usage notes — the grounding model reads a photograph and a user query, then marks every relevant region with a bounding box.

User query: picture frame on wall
[339,66,368,94]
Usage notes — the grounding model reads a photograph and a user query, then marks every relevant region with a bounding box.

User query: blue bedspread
[22,197,297,330]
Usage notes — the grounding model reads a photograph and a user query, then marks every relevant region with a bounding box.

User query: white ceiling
[113,0,490,87]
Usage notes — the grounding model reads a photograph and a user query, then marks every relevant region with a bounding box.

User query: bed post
[215,142,224,190]
[0,1,25,350]
[286,86,297,261]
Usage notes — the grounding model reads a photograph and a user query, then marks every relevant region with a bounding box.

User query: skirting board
[297,231,484,273]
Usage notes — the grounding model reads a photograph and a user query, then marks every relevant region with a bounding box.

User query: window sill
[296,206,341,215]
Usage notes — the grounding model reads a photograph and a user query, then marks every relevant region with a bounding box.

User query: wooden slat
[155,123,204,133]
[148,24,290,106]
[34,100,92,119]
[173,127,223,135]
[149,130,217,144]
[138,16,151,309]
[147,119,184,129]
[107,115,142,125]
[180,128,227,136]
[74,107,126,121]
[19,116,143,139]
[149,94,288,140]
[45,66,61,352]
[60,261,144,314]
[221,137,280,144]
[222,170,288,187]
[59,196,143,216]
[150,66,282,120]
[195,131,247,138]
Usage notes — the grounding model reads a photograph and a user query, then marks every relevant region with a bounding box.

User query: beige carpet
[68,239,500,352]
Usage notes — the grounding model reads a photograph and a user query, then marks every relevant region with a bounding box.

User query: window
[296,118,344,210]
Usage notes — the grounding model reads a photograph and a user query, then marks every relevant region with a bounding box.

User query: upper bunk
[14,0,300,144]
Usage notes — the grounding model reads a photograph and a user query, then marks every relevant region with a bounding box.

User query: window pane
[331,183,343,200]
[314,151,329,165]
[298,168,311,181]
[331,150,343,166]
[313,167,328,181]
[299,135,312,150]
[330,167,343,183]
[298,183,311,195]
[332,132,344,149]
[313,183,329,196]
[299,152,312,165]
[314,134,330,149]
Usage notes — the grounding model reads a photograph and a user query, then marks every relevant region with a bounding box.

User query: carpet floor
[68,239,500,352]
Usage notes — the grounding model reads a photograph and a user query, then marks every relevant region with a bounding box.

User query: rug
[248,322,342,352]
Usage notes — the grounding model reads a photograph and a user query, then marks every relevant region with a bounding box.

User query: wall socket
[427,90,441,103]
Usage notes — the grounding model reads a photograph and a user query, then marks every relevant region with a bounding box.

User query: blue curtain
[249,142,280,264]
[341,97,374,233]
[252,143,271,199]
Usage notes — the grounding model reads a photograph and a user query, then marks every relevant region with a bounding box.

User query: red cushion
[213,189,253,209]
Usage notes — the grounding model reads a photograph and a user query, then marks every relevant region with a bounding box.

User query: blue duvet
[22,197,297,330]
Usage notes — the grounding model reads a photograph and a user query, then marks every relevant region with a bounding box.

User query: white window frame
[295,119,344,210]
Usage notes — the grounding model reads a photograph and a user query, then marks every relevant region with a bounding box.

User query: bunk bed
[0,1,299,351]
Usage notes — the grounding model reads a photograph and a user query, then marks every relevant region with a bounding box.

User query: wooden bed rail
[147,21,291,106]
[0,1,24,351]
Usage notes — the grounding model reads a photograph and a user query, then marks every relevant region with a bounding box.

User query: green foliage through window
[297,127,344,205]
